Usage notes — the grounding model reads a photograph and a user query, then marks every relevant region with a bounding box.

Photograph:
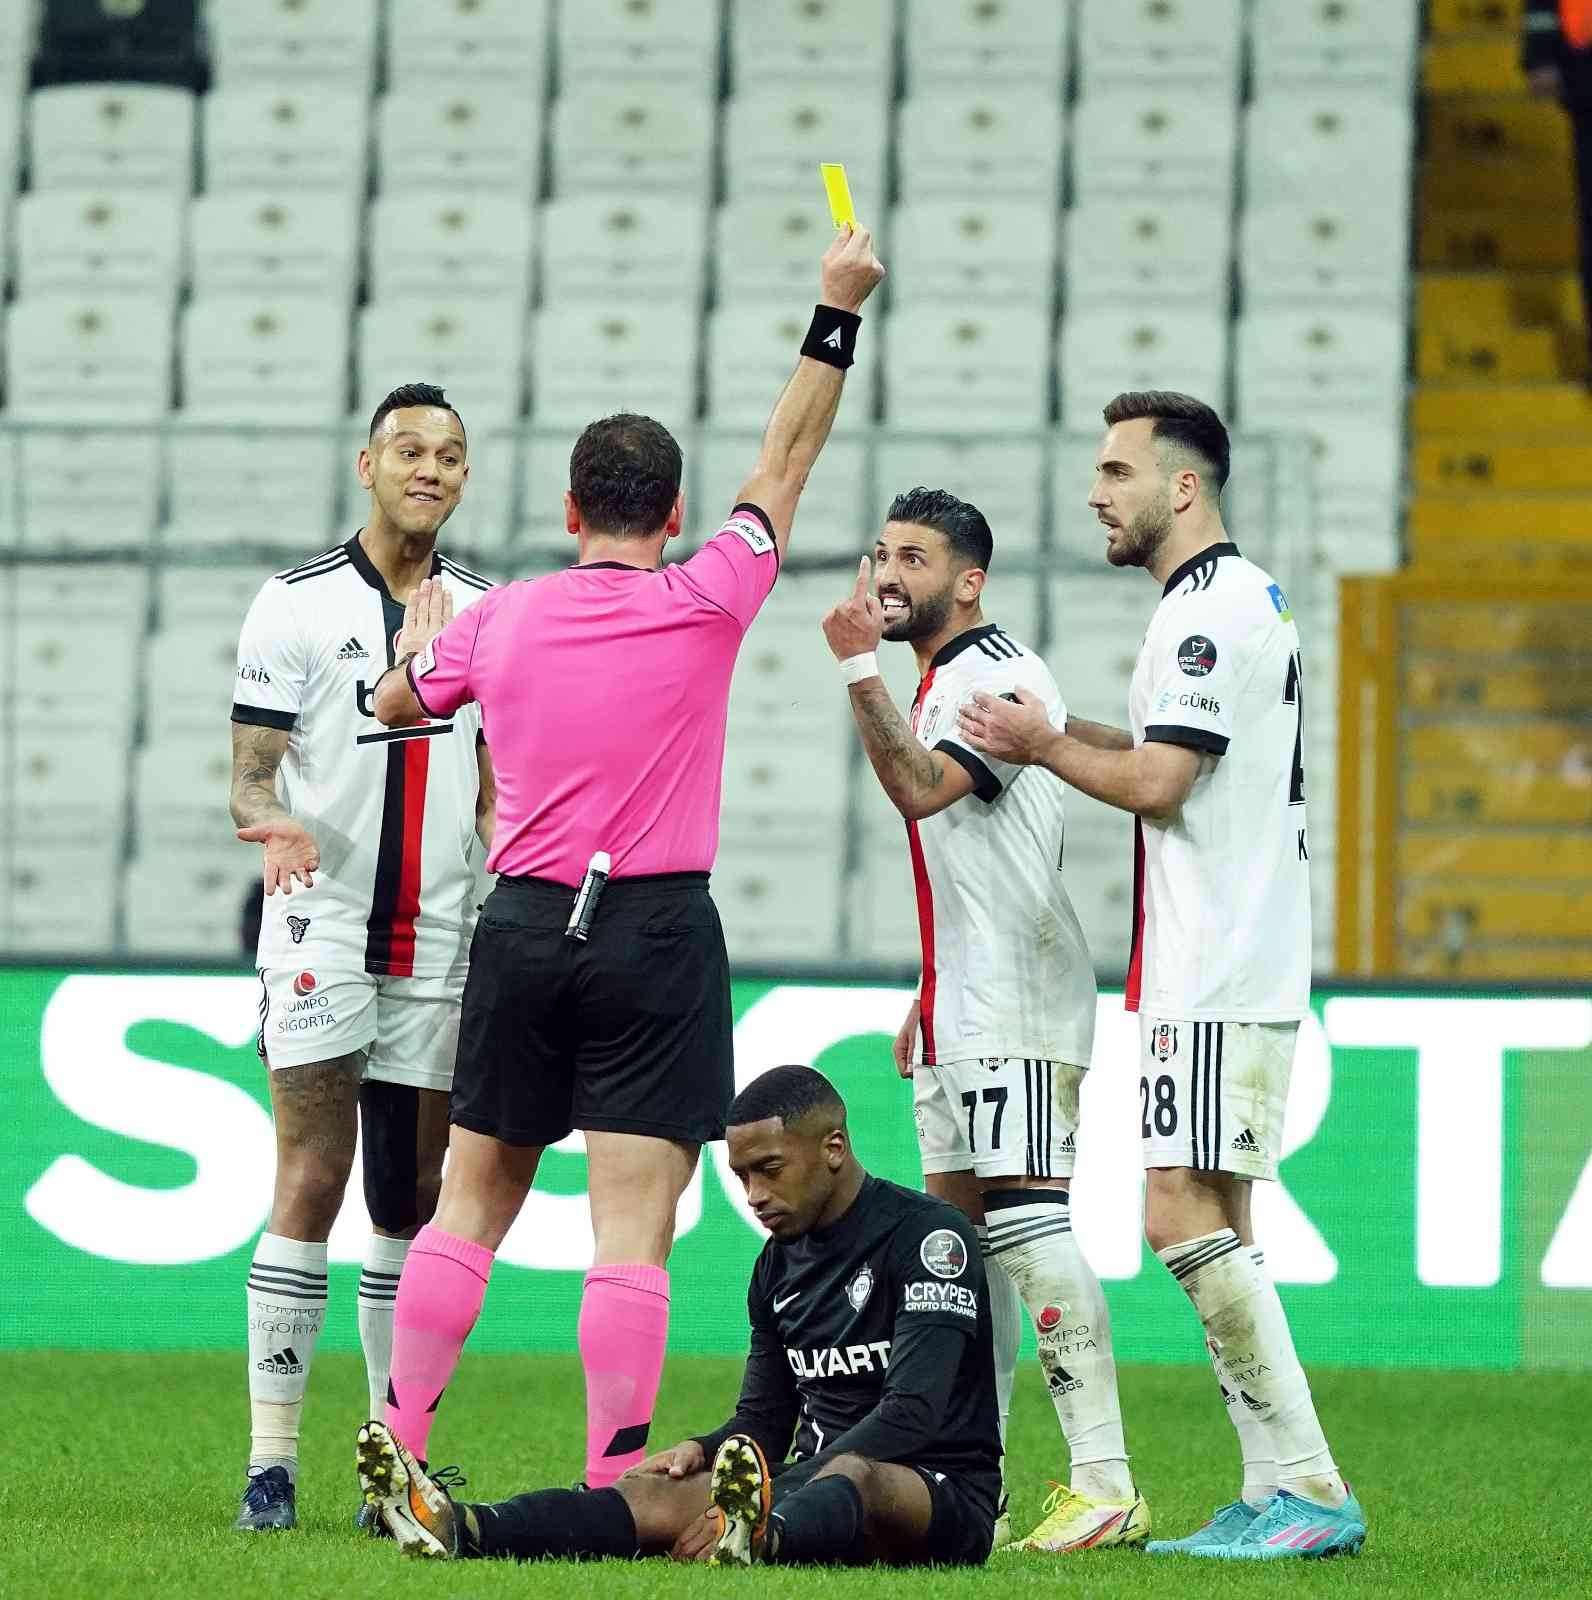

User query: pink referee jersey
[407,505,779,885]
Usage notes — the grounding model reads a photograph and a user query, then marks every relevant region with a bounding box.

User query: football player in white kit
[820,488,1147,1555]
[959,394,1366,1561]
[227,384,496,1532]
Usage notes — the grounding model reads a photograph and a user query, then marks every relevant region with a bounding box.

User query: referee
[368,223,885,1490]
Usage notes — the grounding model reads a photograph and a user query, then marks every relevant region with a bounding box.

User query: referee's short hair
[1102,390,1230,494]
[569,412,684,538]
[729,1066,847,1131]
[370,382,464,440]
[886,486,994,574]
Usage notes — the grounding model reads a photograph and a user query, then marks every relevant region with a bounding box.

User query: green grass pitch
[7,1352,1589,1598]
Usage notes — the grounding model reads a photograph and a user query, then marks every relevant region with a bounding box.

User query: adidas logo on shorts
[1230,1127,1260,1153]
[1058,1133,1076,1152]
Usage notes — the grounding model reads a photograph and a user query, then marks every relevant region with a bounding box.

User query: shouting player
[355,1066,1001,1568]
[819,489,1146,1554]
[959,392,1366,1560]
[228,383,495,1532]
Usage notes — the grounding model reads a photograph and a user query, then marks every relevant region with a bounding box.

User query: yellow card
[820,162,856,230]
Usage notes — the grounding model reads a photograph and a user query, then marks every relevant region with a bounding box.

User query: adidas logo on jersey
[257,1347,304,1375]
[1231,1127,1261,1153]
[336,636,371,661]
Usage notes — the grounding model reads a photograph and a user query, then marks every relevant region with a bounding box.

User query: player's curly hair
[1103,390,1230,493]
[569,412,684,538]
[885,486,994,573]
[369,382,464,441]
[729,1066,847,1131]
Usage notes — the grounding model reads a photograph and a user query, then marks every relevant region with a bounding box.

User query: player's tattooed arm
[1065,716,1135,752]
[848,679,975,821]
[231,723,320,894]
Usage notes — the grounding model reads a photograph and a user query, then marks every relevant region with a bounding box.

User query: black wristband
[801,304,862,369]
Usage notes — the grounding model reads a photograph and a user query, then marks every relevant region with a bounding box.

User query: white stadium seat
[695,431,870,560]
[896,89,1063,203]
[1244,94,1414,217]
[440,428,518,554]
[720,735,850,828]
[729,0,894,93]
[181,297,351,424]
[3,605,143,731]
[714,197,838,305]
[1077,0,1243,94]
[124,850,257,958]
[874,438,1046,558]
[359,298,527,426]
[512,431,578,555]
[558,0,720,92]
[539,196,707,306]
[29,84,195,191]
[387,0,552,89]
[0,849,120,954]
[374,88,543,193]
[723,87,889,206]
[15,430,161,554]
[16,189,185,301]
[165,424,344,549]
[889,199,1059,309]
[884,307,1052,433]
[903,0,1070,89]
[142,624,240,737]
[208,0,380,88]
[190,192,360,301]
[1240,200,1409,312]
[1071,90,1238,209]
[529,303,698,435]
[1235,309,1407,427]
[5,294,173,422]
[1064,198,1232,311]
[706,303,879,432]
[716,822,844,963]
[550,85,715,199]
[133,736,236,850]
[203,87,369,194]
[368,193,534,301]
[1058,307,1229,433]
[157,565,274,625]
[1250,0,1421,96]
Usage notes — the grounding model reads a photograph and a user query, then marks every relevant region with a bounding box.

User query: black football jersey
[708,1176,1001,1505]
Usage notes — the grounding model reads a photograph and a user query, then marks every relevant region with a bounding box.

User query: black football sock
[766,1474,865,1564]
[460,1486,639,1561]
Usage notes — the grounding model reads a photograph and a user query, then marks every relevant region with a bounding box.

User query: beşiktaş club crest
[287,915,311,945]
[846,1265,874,1312]
[1153,1023,1178,1062]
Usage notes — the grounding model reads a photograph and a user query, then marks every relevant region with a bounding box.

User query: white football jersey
[232,534,493,980]
[904,623,1098,1068]
[1126,542,1310,1021]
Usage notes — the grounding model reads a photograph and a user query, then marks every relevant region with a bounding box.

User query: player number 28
[1139,1074,1178,1138]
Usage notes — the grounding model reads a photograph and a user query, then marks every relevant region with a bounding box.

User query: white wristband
[839,652,879,685]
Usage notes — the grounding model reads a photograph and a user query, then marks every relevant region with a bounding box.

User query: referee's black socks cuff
[801,305,862,369]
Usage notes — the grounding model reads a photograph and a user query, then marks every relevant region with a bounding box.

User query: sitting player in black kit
[355,1065,1001,1567]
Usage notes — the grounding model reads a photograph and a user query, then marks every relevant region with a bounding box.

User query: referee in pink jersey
[365,224,885,1489]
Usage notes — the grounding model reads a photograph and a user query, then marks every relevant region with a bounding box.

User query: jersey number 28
[1283,650,1305,806]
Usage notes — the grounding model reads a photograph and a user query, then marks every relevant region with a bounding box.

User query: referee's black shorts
[450,872,733,1149]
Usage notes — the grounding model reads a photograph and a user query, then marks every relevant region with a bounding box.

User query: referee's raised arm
[737,224,885,563]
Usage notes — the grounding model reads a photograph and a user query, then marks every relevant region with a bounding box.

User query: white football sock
[1224,1247,1279,1508]
[358,1233,411,1421]
[976,1223,1022,1460]
[986,1189,1134,1503]
[246,1232,328,1478]
[1159,1229,1345,1510]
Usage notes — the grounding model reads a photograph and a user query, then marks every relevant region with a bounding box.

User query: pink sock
[579,1263,671,1487]
[384,1224,494,1464]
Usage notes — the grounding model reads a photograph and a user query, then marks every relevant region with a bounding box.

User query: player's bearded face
[1105,482,1175,570]
[878,569,955,642]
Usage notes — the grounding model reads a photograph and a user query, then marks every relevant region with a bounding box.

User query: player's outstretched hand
[237,817,320,896]
[893,997,921,1079]
[669,1509,725,1564]
[959,688,1056,767]
[632,1439,705,1480]
[396,576,454,661]
[821,557,885,662]
[820,223,885,314]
